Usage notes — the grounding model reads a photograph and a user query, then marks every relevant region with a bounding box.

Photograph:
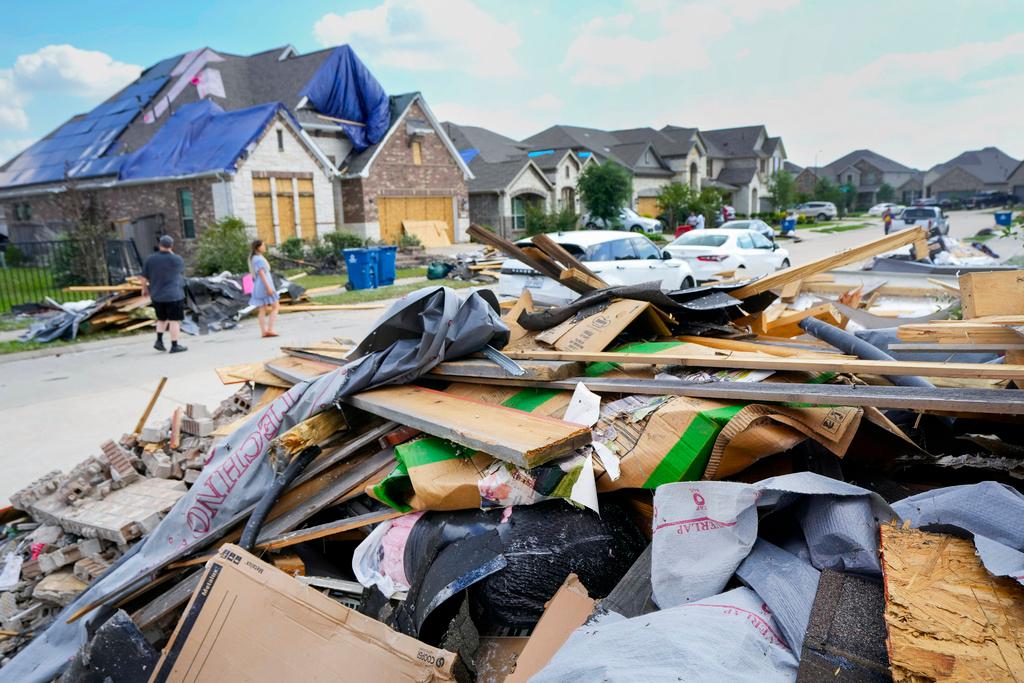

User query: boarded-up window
[412,141,422,166]
[276,178,297,242]
[253,177,275,245]
[297,178,316,240]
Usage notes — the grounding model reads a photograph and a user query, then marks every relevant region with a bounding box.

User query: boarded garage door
[637,197,660,217]
[253,178,275,245]
[378,196,453,245]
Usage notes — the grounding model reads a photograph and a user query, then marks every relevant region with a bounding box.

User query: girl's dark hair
[250,239,264,257]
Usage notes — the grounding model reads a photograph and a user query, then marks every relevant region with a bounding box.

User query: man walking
[141,235,187,353]
[693,211,706,230]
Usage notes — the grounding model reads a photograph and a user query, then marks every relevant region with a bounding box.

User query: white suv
[584,208,663,234]
[794,201,838,221]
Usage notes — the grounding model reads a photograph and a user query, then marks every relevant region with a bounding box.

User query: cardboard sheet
[150,544,456,682]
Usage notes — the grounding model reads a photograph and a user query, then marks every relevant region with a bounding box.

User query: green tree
[767,171,796,210]
[813,178,850,218]
[525,205,579,236]
[578,161,633,227]
[696,187,725,225]
[656,182,697,230]
[877,183,895,203]
[196,216,250,275]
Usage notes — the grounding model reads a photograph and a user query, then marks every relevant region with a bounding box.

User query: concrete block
[180,415,214,437]
[186,403,211,419]
[141,450,172,479]
[56,478,186,543]
[139,425,165,443]
[73,555,111,583]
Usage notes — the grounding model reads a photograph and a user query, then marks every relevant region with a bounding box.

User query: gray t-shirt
[142,251,185,302]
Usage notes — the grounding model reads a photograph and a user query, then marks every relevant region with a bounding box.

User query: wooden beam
[559,268,606,292]
[672,336,854,359]
[533,233,604,281]
[762,302,840,338]
[959,270,1024,319]
[344,385,592,468]
[133,377,167,435]
[430,357,586,381]
[502,348,1024,380]
[889,342,1024,352]
[259,509,403,551]
[432,375,1024,415]
[730,227,928,299]
[803,282,947,298]
[879,524,1024,682]
[897,323,1024,345]
[272,409,348,456]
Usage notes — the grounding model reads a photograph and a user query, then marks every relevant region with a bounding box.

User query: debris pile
[427,246,505,284]
[2,225,1024,682]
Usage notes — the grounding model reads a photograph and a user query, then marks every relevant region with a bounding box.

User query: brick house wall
[927,166,986,199]
[342,100,469,240]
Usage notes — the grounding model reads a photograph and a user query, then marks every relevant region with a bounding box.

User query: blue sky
[2,0,1022,170]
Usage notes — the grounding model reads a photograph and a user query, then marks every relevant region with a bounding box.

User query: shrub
[279,236,306,261]
[526,205,579,235]
[196,216,250,275]
[308,241,334,261]
[399,233,422,248]
[322,231,366,251]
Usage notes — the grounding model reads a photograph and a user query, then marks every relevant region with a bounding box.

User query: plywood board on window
[276,189,297,242]
[378,195,453,245]
[254,194,276,245]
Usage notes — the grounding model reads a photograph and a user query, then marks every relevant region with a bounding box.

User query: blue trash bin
[781,217,797,235]
[343,248,377,290]
[376,246,398,285]
[995,211,1013,227]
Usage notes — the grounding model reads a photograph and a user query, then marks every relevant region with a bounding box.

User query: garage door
[637,197,660,217]
[378,196,453,245]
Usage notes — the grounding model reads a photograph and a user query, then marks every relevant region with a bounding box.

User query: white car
[719,219,775,242]
[794,201,838,221]
[662,228,790,282]
[868,203,906,216]
[584,208,663,234]
[498,231,695,304]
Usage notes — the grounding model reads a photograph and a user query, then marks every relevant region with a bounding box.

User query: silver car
[719,219,775,242]
[793,201,837,221]
[890,206,949,236]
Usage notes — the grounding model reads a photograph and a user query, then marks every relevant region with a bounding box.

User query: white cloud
[527,94,563,110]
[313,0,522,77]
[0,70,29,129]
[0,137,34,164]
[431,101,542,140]
[13,44,140,97]
[735,47,751,61]
[563,0,799,85]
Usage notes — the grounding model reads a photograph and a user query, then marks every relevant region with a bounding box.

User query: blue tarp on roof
[298,45,389,153]
[118,100,286,180]
[460,149,480,164]
[0,69,170,188]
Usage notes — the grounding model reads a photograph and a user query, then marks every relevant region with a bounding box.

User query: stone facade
[342,100,469,241]
[926,166,986,199]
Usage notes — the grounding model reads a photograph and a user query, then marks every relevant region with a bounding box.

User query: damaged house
[0,45,472,253]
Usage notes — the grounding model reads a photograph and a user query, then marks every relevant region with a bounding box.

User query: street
[0,209,1013,502]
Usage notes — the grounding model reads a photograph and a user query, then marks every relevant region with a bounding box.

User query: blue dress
[249,255,279,306]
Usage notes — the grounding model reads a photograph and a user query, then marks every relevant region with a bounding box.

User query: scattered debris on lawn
[3,226,1024,682]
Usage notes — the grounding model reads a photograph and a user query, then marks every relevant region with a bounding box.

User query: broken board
[402,219,452,247]
[879,523,1024,682]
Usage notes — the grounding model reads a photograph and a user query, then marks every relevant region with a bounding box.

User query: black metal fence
[0,239,143,312]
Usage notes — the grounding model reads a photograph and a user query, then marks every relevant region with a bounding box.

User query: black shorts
[153,299,185,322]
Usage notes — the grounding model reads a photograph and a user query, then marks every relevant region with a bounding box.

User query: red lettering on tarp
[678,603,788,649]
[654,516,737,534]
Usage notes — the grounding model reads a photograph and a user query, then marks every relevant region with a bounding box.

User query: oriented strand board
[879,524,1024,682]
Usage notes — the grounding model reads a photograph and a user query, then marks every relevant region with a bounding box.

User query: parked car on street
[662,228,790,282]
[916,197,961,210]
[890,206,949,236]
[498,231,694,303]
[965,191,1019,209]
[868,203,905,216]
[583,208,663,234]
[793,201,837,221]
[718,219,775,242]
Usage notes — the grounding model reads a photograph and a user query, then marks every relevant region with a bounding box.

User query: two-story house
[924,147,1020,200]
[700,126,786,215]
[817,150,922,206]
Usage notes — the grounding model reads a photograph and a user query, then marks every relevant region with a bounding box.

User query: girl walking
[249,240,280,338]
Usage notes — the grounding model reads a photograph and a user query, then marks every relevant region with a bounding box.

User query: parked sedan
[719,219,775,242]
[662,228,790,282]
[498,231,695,304]
[868,203,905,216]
[584,208,663,234]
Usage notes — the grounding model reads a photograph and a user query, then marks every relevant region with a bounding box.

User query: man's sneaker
[169,344,188,354]
[153,340,167,352]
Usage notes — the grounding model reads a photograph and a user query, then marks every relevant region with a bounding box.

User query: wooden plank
[259,509,404,551]
[533,233,604,281]
[779,279,802,302]
[913,238,930,260]
[134,377,167,434]
[897,323,1024,345]
[559,268,606,292]
[803,282,948,298]
[927,278,961,295]
[120,319,156,332]
[434,375,1024,415]
[889,342,1024,352]
[879,524,1024,682]
[672,336,854,359]
[63,285,141,292]
[730,227,927,299]
[467,224,586,291]
[273,409,348,456]
[503,348,1024,381]
[763,302,840,338]
[430,357,586,381]
[959,270,1024,319]
[345,385,593,468]
[131,572,201,630]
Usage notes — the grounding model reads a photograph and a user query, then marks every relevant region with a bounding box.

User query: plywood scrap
[214,361,293,388]
[762,303,840,338]
[959,270,1024,319]
[402,219,452,247]
[897,322,1024,345]
[345,385,592,468]
[559,268,606,292]
[879,523,1024,682]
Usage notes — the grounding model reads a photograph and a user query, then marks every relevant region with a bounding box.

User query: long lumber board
[502,348,1024,381]
[436,375,1024,415]
[897,323,1024,344]
[879,524,1024,682]
[673,336,854,359]
[345,385,592,468]
[730,227,927,299]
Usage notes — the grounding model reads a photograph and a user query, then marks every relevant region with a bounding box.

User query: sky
[1,0,1022,170]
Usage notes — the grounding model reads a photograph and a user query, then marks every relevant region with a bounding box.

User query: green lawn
[314,279,476,305]
[0,327,148,356]
[0,317,32,332]
[283,267,427,292]
[812,223,873,234]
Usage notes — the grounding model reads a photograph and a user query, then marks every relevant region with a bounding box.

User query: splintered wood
[879,524,1024,682]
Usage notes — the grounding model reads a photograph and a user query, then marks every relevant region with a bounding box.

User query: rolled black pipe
[239,445,321,551]
[798,316,934,389]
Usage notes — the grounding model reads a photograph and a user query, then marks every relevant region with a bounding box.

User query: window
[706,158,713,176]
[760,159,766,173]
[276,129,284,152]
[13,203,32,221]
[631,236,661,260]
[672,232,728,247]
[750,232,773,249]
[412,141,422,165]
[645,150,651,164]
[178,189,195,238]
[511,196,528,230]
[564,166,569,179]
[737,234,754,249]
[588,238,637,262]
[846,174,853,184]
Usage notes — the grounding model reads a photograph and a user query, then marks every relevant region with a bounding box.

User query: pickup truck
[888,206,949,236]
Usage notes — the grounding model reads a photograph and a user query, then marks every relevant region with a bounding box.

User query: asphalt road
[0,208,1013,503]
